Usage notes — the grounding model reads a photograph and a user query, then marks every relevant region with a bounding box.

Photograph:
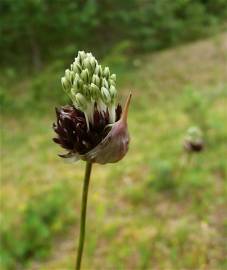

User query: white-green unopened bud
[73,73,80,88]
[110,73,116,82]
[61,77,71,92]
[101,87,111,104]
[69,71,74,84]
[90,83,100,100]
[102,78,109,88]
[71,87,79,96]
[95,65,102,77]
[84,56,96,71]
[86,52,92,57]
[109,79,116,87]
[83,57,90,70]
[72,61,81,73]
[109,85,117,100]
[74,93,87,111]
[81,69,89,83]
[109,74,116,86]
[82,84,90,99]
[65,69,71,82]
[78,51,86,62]
[72,78,80,92]
[72,79,78,89]
[92,74,100,87]
[90,57,96,70]
[103,67,110,78]
[75,74,83,90]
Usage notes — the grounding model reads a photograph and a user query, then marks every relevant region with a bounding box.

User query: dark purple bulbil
[53,104,122,156]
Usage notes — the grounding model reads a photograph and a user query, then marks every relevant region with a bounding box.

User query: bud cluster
[61,51,117,129]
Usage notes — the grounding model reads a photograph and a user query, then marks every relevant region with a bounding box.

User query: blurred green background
[1,0,227,269]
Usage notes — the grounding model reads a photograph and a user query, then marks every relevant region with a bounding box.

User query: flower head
[60,51,118,129]
[53,51,131,164]
[184,126,204,153]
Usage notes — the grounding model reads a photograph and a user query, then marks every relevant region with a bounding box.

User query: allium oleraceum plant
[53,51,131,269]
[184,126,204,153]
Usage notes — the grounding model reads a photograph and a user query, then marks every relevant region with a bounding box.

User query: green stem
[76,161,92,270]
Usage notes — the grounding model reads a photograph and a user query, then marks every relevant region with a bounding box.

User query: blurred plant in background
[184,126,204,153]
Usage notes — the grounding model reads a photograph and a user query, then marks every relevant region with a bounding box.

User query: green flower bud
[65,69,74,84]
[102,78,109,88]
[110,73,116,82]
[86,52,92,58]
[109,79,115,87]
[81,68,89,83]
[109,74,116,86]
[71,87,79,96]
[69,71,74,84]
[82,84,90,99]
[92,74,100,87]
[61,77,71,92]
[78,51,86,62]
[65,69,71,81]
[101,87,111,104]
[83,56,96,73]
[109,85,117,100]
[83,57,90,70]
[73,80,80,92]
[103,67,110,78]
[73,73,80,86]
[90,83,100,100]
[74,93,87,111]
[72,61,81,73]
[89,57,96,70]
[110,73,116,81]
[95,65,102,77]
[75,74,83,90]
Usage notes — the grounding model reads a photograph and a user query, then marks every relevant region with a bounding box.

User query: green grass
[1,33,227,269]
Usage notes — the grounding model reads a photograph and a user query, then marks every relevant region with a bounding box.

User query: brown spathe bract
[82,93,131,164]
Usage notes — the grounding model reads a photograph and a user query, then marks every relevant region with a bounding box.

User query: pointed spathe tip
[121,92,132,124]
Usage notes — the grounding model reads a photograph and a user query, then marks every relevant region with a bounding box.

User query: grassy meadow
[1,33,227,269]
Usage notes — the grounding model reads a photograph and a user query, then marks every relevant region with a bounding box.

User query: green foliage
[1,0,227,70]
[0,183,75,269]
[0,87,10,110]
[149,160,177,192]
[183,87,209,131]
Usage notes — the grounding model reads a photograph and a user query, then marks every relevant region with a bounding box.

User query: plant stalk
[76,161,92,270]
